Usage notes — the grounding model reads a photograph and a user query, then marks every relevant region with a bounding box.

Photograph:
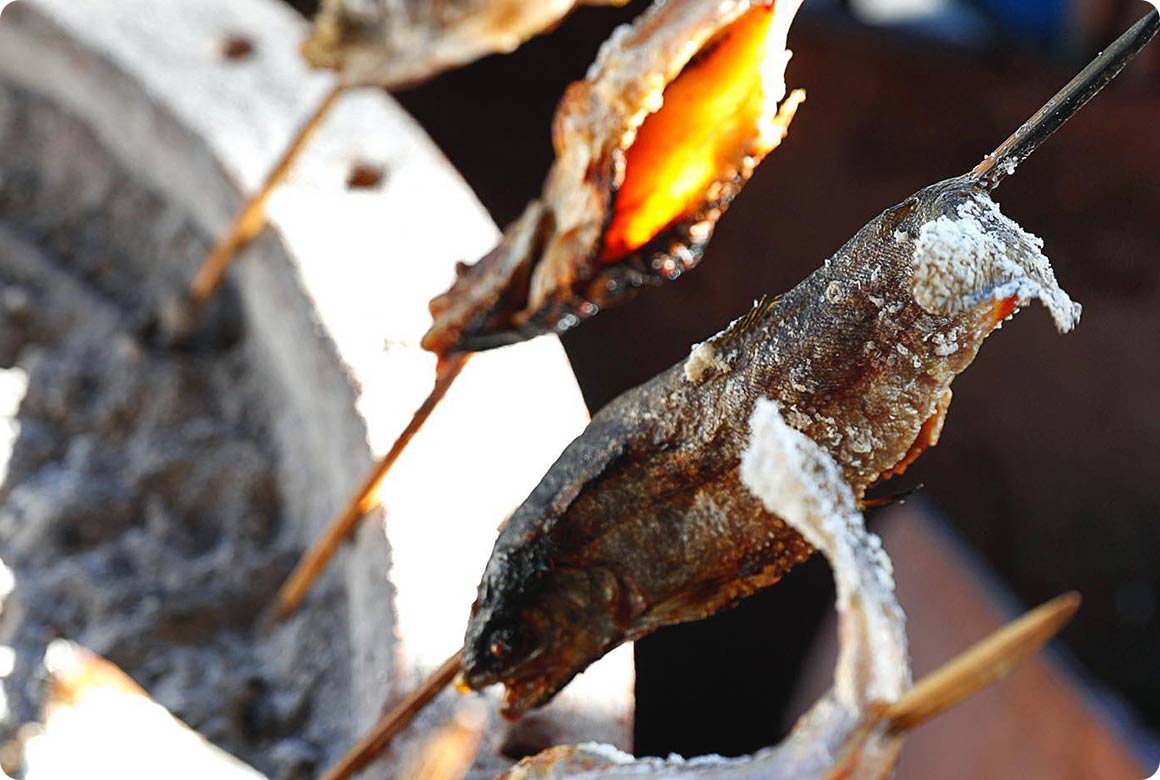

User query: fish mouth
[496,635,627,719]
[500,674,565,720]
[460,649,571,719]
[461,618,624,719]
[460,611,552,696]
[462,563,634,716]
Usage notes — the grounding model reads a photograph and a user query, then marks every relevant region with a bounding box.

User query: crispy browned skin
[422,0,804,355]
[462,175,1071,717]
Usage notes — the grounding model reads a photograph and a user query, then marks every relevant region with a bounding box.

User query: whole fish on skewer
[460,9,1158,718]
[320,11,1158,779]
[504,397,912,779]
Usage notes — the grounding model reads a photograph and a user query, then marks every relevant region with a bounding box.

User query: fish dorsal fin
[711,295,780,351]
[684,295,781,384]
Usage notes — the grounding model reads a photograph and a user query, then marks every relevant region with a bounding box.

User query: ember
[601,4,797,262]
[423,0,806,353]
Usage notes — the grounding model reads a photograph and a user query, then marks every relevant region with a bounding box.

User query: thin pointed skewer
[323,651,464,780]
[971,7,1159,191]
[273,353,472,620]
[186,83,347,312]
[882,591,1080,735]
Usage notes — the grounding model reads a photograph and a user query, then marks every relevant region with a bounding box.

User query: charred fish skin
[421,0,805,357]
[443,161,757,354]
[463,174,1076,717]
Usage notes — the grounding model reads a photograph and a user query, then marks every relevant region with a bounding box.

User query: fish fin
[710,294,781,351]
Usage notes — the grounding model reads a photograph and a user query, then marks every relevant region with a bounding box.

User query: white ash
[0,88,350,780]
[911,193,1081,333]
[0,367,27,485]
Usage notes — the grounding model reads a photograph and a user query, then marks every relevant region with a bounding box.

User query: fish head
[462,544,629,718]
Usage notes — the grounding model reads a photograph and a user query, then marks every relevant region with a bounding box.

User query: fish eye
[487,624,528,663]
[490,636,512,659]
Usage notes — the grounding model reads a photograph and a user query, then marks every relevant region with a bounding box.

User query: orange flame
[601,3,792,263]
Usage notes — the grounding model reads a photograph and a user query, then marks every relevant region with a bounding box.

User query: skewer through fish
[460,8,1157,717]
[320,9,1158,775]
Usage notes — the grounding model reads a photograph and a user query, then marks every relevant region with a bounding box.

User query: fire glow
[602,3,800,262]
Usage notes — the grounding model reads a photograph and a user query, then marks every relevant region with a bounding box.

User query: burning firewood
[319,11,1158,773]
[274,0,807,619]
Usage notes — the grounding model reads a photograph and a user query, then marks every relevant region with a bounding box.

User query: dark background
[287,0,1160,760]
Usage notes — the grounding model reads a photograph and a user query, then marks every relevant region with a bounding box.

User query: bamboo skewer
[186,83,346,313]
[273,353,472,620]
[883,592,1081,734]
[970,8,1159,191]
[323,651,464,780]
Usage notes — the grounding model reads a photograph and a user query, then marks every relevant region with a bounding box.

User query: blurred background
[283,0,1160,768]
